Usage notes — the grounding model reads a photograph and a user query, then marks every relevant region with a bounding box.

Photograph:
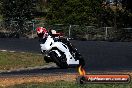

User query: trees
[121,0,132,27]
[2,0,35,21]
[1,0,36,34]
[1,0,131,29]
[122,0,132,12]
[46,0,103,25]
[0,0,3,21]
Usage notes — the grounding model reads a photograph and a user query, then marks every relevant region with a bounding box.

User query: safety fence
[0,20,132,41]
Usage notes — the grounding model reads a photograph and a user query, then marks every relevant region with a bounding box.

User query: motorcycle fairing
[40,36,79,65]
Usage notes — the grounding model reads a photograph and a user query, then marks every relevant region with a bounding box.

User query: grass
[7,80,132,88]
[0,51,46,70]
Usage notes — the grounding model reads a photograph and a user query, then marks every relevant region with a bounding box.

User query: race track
[0,38,132,72]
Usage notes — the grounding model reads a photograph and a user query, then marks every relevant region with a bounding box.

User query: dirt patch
[0,74,78,87]
[0,72,132,87]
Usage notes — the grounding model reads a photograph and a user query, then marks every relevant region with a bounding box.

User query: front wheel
[49,51,68,69]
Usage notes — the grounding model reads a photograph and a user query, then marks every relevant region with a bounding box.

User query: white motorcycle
[39,33,85,68]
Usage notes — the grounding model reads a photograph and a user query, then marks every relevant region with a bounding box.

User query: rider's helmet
[36,27,47,34]
[36,27,48,38]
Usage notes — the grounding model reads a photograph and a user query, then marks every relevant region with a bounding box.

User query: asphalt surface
[0,38,132,75]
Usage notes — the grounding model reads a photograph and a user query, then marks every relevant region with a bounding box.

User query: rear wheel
[66,42,85,67]
[78,56,85,67]
[73,51,85,67]
[49,51,68,69]
[44,56,52,63]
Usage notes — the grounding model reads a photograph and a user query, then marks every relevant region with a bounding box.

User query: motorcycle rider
[36,27,85,67]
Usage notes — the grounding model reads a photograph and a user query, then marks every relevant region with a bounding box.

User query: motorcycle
[39,33,85,68]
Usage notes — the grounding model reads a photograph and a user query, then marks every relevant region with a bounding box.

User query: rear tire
[79,57,85,67]
[74,51,85,67]
[67,43,85,67]
[44,56,52,63]
[49,51,68,69]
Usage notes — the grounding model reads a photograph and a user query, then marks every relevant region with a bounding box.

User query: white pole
[69,25,71,38]
[105,27,108,40]
[32,22,35,38]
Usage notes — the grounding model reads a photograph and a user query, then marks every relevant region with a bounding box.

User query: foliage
[45,0,132,28]
[1,0,36,34]
[36,0,48,12]
[46,0,103,25]
[122,0,132,12]
[1,0,35,21]
[0,0,131,40]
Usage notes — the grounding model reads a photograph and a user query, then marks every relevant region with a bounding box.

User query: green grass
[7,80,132,88]
[0,51,46,70]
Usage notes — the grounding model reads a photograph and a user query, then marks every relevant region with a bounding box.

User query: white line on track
[0,50,7,52]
